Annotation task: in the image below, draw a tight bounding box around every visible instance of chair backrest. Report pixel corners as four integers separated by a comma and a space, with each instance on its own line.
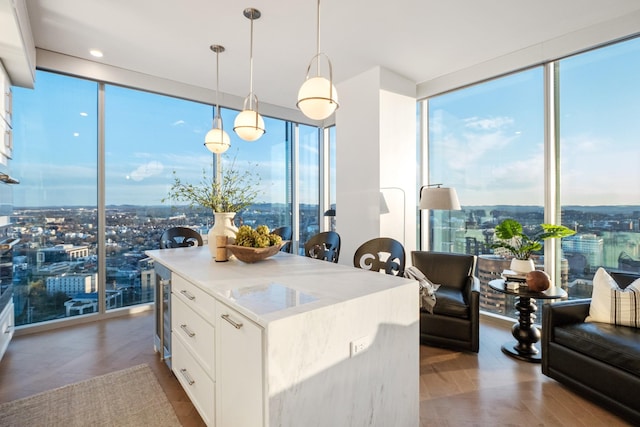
353, 237, 406, 275
272, 226, 293, 253
304, 231, 341, 263
159, 227, 203, 249
410, 251, 475, 290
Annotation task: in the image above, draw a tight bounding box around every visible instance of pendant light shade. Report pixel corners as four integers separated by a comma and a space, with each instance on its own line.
234, 8, 265, 141
205, 115, 231, 154
204, 44, 231, 154
297, 0, 339, 121
234, 105, 265, 141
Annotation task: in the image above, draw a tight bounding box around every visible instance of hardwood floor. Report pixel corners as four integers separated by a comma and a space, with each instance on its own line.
0, 312, 632, 426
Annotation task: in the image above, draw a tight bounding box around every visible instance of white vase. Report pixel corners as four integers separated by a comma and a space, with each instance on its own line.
207, 212, 238, 258
510, 258, 535, 274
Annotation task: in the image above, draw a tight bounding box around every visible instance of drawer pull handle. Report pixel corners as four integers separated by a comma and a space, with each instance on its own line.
180, 289, 196, 300
180, 324, 196, 337
179, 368, 195, 385
221, 314, 243, 329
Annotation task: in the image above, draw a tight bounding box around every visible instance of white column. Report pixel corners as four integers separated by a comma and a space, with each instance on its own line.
335, 67, 417, 266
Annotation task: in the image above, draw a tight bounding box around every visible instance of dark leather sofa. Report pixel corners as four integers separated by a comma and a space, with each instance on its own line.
541, 272, 640, 424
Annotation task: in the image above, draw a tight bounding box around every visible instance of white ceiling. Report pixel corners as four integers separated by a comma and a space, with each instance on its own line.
7, 0, 640, 110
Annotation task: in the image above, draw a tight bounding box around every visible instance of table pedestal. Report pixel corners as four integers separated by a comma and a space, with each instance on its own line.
501, 296, 542, 362
489, 279, 567, 364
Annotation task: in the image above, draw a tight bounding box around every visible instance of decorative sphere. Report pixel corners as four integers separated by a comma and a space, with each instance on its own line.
233, 110, 265, 141
525, 270, 551, 292
297, 76, 339, 120
204, 128, 231, 153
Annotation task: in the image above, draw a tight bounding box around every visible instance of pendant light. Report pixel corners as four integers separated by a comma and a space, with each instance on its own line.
297, 0, 339, 121
234, 7, 265, 141
204, 45, 231, 154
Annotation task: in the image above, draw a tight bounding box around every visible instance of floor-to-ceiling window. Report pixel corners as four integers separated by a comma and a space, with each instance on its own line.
424, 36, 640, 320
558, 36, 640, 294
104, 84, 211, 309
12, 72, 98, 325
297, 124, 320, 253
11, 69, 323, 327
426, 68, 544, 317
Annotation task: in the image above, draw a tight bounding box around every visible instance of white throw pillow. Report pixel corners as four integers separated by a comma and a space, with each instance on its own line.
586, 267, 640, 328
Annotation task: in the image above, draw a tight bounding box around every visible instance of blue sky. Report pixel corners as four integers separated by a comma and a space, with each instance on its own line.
10, 36, 640, 208
429, 36, 640, 207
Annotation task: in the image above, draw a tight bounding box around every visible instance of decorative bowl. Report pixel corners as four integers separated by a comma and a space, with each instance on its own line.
225, 244, 283, 263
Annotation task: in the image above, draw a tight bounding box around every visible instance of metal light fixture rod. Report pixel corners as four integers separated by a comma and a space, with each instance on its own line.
211, 44, 224, 128
296, 0, 339, 120
244, 7, 260, 112
315, 0, 321, 76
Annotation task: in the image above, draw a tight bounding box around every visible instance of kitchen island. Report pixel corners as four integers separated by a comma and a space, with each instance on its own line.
145, 246, 419, 427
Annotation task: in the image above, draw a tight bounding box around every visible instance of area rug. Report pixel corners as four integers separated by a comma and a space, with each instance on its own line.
0, 364, 182, 427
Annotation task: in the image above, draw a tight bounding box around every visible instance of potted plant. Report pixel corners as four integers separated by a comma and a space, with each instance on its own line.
163, 157, 261, 257
491, 218, 576, 273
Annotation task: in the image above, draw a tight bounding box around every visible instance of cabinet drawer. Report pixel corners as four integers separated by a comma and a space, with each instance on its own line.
0, 301, 14, 362
215, 302, 264, 427
172, 295, 215, 378
172, 334, 215, 427
172, 273, 216, 325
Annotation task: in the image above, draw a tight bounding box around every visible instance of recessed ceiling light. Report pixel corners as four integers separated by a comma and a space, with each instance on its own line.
89, 49, 103, 58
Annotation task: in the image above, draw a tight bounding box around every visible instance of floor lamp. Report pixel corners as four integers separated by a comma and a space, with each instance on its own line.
419, 184, 461, 251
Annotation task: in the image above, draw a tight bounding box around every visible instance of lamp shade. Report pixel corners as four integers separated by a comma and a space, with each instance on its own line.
233, 109, 265, 141
419, 187, 461, 210
204, 128, 231, 154
297, 76, 339, 120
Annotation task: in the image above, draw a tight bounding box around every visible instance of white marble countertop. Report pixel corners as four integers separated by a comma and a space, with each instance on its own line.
145, 246, 417, 326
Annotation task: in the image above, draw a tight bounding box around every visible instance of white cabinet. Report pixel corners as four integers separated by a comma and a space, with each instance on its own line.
215, 301, 264, 427
147, 247, 419, 427
171, 273, 217, 426
0, 64, 12, 160
0, 301, 14, 362
169, 271, 265, 427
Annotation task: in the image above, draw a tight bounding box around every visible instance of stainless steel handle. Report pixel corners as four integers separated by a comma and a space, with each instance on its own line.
180, 324, 195, 337
180, 289, 195, 300
179, 368, 195, 385
221, 314, 243, 329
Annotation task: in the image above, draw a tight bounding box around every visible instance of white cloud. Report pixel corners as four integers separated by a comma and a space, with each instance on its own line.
129, 161, 164, 181
464, 116, 514, 131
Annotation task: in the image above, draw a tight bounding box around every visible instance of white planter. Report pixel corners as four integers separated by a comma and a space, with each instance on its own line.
509, 258, 535, 274
208, 212, 238, 258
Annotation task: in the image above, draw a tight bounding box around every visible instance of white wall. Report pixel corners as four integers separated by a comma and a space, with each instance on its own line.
335, 67, 416, 266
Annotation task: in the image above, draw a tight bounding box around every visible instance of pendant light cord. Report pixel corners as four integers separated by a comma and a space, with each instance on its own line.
249, 13, 255, 110
215, 48, 221, 120
316, 0, 321, 75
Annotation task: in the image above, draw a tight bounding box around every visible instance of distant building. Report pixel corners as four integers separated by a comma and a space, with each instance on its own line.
46, 273, 96, 295
37, 244, 90, 264
562, 234, 604, 272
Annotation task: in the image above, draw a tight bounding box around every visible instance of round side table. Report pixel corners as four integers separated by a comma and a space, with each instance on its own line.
488, 279, 567, 363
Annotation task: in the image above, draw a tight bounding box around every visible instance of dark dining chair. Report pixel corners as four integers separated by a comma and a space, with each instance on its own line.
411, 251, 480, 353
159, 227, 203, 249
272, 226, 293, 253
353, 237, 405, 276
304, 231, 341, 263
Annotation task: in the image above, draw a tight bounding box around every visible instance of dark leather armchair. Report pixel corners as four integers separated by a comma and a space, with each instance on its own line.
353, 237, 405, 276
159, 227, 203, 249
304, 231, 341, 263
272, 226, 293, 253
411, 251, 480, 353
